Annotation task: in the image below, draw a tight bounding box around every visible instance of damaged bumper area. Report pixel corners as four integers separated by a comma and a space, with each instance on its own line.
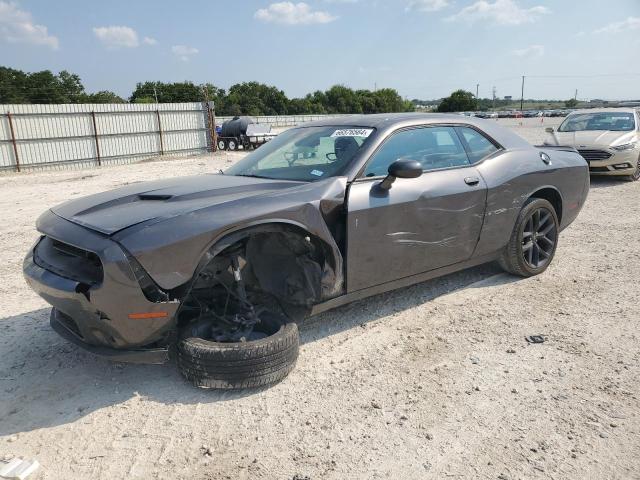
50, 308, 170, 364
23, 211, 179, 363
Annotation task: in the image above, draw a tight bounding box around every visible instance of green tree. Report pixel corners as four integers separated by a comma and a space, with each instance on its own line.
223, 82, 289, 116
0, 67, 29, 103
288, 97, 314, 114
0, 67, 89, 103
130, 81, 203, 103
57, 70, 85, 102
325, 85, 363, 114
370, 88, 414, 113
85, 91, 126, 103
564, 98, 578, 108
437, 90, 477, 112
132, 96, 156, 104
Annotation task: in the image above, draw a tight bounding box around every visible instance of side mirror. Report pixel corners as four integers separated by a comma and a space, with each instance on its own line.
378, 159, 422, 190
545, 127, 555, 133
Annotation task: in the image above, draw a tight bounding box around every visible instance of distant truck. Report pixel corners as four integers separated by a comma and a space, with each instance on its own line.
216, 116, 277, 151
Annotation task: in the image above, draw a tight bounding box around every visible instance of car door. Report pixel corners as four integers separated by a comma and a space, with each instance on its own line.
345, 125, 489, 292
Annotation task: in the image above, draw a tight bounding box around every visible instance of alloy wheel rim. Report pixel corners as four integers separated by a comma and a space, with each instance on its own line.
521, 207, 557, 269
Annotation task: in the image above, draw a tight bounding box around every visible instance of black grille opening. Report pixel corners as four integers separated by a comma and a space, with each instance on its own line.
578, 149, 612, 162
34, 237, 104, 285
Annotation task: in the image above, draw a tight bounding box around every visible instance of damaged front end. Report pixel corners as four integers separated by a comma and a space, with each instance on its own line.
26, 175, 348, 363
176, 226, 341, 342
23, 211, 180, 363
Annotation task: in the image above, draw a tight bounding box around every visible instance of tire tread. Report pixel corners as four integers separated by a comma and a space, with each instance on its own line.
177, 323, 299, 390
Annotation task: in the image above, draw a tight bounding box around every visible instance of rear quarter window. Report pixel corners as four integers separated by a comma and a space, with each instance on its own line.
455, 127, 499, 163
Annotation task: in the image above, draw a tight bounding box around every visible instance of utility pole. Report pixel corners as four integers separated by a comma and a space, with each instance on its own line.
520, 75, 525, 112
476, 83, 479, 99
492, 86, 497, 109
153, 84, 159, 103
574, 89, 578, 101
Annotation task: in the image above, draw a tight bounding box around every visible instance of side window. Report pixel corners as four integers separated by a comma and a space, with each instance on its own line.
363, 126, 469, 177
456, 127, 499, 163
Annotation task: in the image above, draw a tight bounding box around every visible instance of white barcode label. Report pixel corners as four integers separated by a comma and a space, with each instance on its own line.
331, 128, 373, 138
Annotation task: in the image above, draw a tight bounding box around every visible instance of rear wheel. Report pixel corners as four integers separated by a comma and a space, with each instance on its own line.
499, 198, 559, 277
217, 139, 227, 151
627, 155, 640, 181
228, 139, 238, 151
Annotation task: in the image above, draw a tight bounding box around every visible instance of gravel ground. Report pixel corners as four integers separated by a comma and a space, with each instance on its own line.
1, 118, 639, 480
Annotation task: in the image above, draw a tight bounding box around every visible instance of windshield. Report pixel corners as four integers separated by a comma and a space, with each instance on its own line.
558, 112, 636, 132
225, 126, 374, 181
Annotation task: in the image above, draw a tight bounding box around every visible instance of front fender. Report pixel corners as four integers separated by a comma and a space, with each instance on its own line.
115, 177, 347, 293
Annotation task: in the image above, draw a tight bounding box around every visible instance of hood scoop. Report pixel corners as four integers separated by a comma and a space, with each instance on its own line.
138, 193, 173, 201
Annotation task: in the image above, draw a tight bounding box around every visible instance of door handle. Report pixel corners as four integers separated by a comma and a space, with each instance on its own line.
464, 176, 480, 186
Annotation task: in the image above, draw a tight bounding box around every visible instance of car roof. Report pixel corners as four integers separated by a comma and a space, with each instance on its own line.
300, 112, 484, 129
569, 107, 638, 114
297, 112, 532, 150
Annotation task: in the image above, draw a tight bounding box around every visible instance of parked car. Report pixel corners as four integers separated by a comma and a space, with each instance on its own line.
475, 111, 497, 119
544, 108, 640, 180
23, 114, 589, 389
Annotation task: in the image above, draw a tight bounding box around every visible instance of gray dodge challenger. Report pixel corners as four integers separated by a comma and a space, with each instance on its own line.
23, 113, 589, 389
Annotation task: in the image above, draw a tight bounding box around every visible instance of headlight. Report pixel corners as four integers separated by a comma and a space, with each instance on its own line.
612, 142, 637, 151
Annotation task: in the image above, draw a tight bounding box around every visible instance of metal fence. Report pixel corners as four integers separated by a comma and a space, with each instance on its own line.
0, 104, 350, 173
0, 103, 214, 172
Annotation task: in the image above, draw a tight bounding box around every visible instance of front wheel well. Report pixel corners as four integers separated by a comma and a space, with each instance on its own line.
174, 223, 342, 330
529, 188, 562, 224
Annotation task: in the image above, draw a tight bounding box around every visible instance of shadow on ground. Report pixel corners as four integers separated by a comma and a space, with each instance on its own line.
0, 262, 515, 436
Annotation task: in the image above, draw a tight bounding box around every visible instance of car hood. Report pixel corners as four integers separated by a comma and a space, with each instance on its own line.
548, 130, 636, 148
51, 174, 304, 235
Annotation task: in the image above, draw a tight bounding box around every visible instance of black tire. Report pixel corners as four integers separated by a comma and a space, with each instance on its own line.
177, 314, 299, 389
228, 139, 238, 151
217, 139, 227, 151
499, 198, 559, 277
626, 155, 640, 182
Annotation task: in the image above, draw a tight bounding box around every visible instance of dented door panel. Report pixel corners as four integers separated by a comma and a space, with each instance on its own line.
345, 168, 487, 292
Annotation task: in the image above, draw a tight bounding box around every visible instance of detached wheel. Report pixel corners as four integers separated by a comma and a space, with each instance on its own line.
499, 198, 559, 277
177, 313, 299, 389
228, 139, 238, 151
217, 139, 227, 151
627, 155, 640, 181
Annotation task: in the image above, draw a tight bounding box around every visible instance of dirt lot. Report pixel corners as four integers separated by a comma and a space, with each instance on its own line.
1, 118, 639, 480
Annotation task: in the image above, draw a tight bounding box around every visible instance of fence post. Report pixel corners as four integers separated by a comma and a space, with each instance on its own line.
211, 102, 217, 152
155, 110, 164, 155
6, 111, 20, 172
90, 111, 101, 166
203, 100, 216, 152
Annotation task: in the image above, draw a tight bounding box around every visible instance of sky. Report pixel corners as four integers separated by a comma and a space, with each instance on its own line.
0, 0, 639, 101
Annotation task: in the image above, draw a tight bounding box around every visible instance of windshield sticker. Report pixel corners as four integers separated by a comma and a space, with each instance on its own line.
310, 169, 324, 177
331, 128, 373, 138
